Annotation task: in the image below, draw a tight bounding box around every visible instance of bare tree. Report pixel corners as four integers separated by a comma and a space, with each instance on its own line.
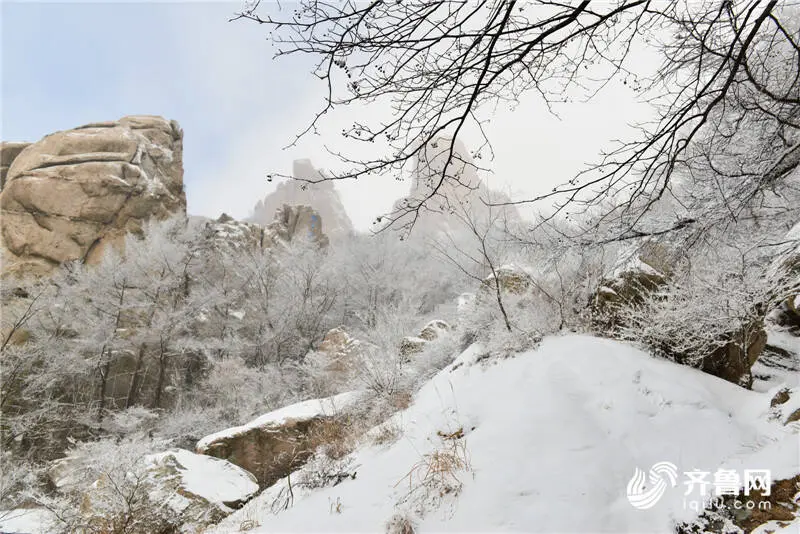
236, 0, 799, 237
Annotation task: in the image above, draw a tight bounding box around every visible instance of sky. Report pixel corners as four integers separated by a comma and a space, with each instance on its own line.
1, 1, 655, 231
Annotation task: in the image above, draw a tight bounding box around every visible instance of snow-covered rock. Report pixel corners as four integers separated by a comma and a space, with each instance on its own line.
202, 204, 330, 252
769, 222, 800, 332
197, 391, 362, 486
479, 264, 534, 296
146, 448, 259, 519
593, 252, 667, 314
418, 320, 451, 341
212, 335, 799, 534
384, 137, 522, 237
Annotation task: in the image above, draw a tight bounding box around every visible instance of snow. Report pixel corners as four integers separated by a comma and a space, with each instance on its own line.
612, 254, 664, 279
197, 391, 362, 451
0, 509, 56, 534
146, 448, 259, 512
213, 335, 798, 534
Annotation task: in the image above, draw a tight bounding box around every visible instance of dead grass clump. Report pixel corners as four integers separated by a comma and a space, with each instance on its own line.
371, 419, 403, 446
385, 512, 416, 534
395, 433, 472, 500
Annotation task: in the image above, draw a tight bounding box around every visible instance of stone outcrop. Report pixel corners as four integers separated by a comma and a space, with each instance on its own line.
690, 323, 768, 388
399, 320, 452, 360
202, 213, 268, 252
266, 204, 330, 248
0, 115, 186, 277
480, 265, 535, 296
592, 255, 667, 321
0, 142, 31, 190
202, 205, 330, 252
250, 159, 354, 242
196, 392, 360, 487
316, 327, 363, 373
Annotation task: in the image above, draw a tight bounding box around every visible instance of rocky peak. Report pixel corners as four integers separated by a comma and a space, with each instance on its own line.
387, 136, 520, 236
250, 159, 353, 242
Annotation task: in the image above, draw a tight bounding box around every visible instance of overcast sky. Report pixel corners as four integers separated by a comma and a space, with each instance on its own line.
2, 1, 655, 231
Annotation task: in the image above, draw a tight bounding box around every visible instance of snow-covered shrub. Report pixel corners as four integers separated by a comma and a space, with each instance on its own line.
295, 452, 357, 490
460, 289, 558, 359
614, 241, 799, 384
617, 272, 765, 365
33, 437, 179, 534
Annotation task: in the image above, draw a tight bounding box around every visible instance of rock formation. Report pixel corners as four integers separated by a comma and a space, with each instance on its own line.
0, 116, 186, 277
386, 137, 521, 237
250, 159, 353, 242
0, 142, 31, 190
196, 392, 360, 487
399, 319, 452, 360
202, 204, 330, 252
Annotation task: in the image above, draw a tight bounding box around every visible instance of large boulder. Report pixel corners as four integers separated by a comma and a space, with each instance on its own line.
250, 159, 354, 242
196, 392, 360, 487
399, 320, 452, 360
145, 448, 259, 525
479, 265, 534, 296
592, 255, 667, 319
690, 321, 768, 388
0, 116, 186, 277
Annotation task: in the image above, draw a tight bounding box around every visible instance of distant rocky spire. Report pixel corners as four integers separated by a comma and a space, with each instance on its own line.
249, 160, 354, 241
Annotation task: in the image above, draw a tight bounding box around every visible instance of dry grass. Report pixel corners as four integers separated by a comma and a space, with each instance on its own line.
310, 416, 359, 460
385, 512, 416, 534
395, 432, 472, 499
371, 419, 403, 446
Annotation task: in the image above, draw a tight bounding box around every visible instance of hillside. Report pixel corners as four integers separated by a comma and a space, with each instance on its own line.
210, 335, 799, 533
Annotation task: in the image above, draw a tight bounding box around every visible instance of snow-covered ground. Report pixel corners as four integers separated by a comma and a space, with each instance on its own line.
212, 335, 799, 533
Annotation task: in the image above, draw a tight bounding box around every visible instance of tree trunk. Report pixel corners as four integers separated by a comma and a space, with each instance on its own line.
125, 343, 146, 408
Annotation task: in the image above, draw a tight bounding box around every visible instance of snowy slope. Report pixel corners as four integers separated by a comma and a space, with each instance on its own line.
213, 335, 799, 534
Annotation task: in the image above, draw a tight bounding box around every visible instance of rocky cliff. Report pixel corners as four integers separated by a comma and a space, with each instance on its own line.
250, 159, 353, 242
0, 116, 186, 276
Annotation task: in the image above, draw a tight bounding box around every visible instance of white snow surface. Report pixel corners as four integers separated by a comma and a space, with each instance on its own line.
213, 335, 798, 533
146, 448, 259, 511
197, 391, 362, 451
0, 509, 57, 534
611, 254, 664, 280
